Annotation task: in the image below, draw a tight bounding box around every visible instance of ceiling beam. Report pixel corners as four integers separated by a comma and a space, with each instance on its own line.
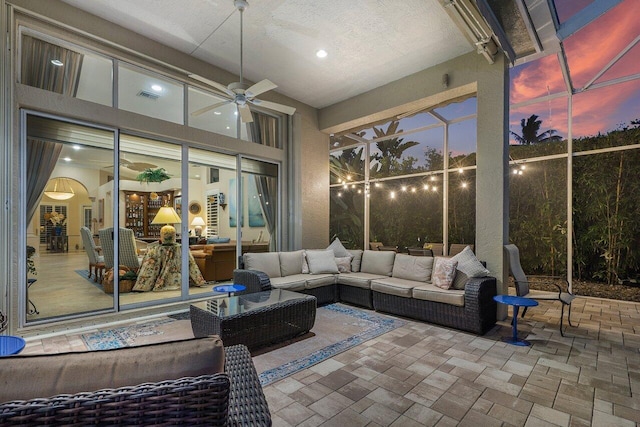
556, 0, 623, 41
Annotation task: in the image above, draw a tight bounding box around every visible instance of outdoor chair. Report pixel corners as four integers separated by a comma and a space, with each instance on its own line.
426, 243, 444, 256
449, 243, 473, 256
80, 227, 105, 282
504, 244, 576, 336
98, 227, 141, 271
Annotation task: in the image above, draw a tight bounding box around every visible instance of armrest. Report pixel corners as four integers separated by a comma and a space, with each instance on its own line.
224, 345, 271, 426
464, 276, 497, 335
233, 269, 273, 294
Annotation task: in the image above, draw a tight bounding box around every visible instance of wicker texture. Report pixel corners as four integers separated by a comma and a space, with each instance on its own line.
0, 345, 271, 426
0, 374, 230, 426
233, 269, 273, 294
190, 292, 317, 350
300, 285, 337, 305
338, 284, 374, 308
225, 345, 272, 426
373, 276, 497, 334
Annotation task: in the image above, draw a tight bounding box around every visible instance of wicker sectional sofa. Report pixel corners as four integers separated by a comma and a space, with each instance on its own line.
0, 337, 271, 426
236, 247, 497, 335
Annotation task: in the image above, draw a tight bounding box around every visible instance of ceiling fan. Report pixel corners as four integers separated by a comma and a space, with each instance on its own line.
190, 0, 296, 123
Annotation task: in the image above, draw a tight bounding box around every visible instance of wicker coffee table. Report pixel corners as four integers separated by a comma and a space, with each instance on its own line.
190, 289, 317, 350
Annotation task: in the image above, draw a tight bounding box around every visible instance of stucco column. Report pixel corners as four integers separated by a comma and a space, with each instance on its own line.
476, 55, 509, 320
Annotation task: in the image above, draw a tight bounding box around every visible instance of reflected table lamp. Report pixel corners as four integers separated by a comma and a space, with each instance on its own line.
152, 205, 181, 244
191, 216, 206, 237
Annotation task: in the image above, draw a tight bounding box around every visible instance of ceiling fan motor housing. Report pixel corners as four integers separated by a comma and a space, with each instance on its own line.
234, 0, 248, 12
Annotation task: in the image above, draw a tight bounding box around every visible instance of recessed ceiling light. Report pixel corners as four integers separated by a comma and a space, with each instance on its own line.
72, 145, 81, 150
234, 111, 238, 116
316, 49, 328, 58
226, 126, 230, 129
63, 157, 72, 162
51, 59, 64, 66
214, 111, 222, 115
151, 84, 163, 92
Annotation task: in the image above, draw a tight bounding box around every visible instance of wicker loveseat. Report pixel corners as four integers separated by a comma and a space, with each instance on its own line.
0, 336, 271, 426
236, 246, 497, 335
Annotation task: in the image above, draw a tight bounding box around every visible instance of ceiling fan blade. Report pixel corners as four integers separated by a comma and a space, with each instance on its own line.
189, 74, 235, 97
245, 79, 277, 98
238, 104, 254, 123
191, 100, 232, 117
256, 100, 296, 116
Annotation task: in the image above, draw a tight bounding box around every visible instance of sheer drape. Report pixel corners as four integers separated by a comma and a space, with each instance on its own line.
248, 112, 279, 148
26, 138, 63, 223
255, 175, 277, 251
21, 35, 84, 97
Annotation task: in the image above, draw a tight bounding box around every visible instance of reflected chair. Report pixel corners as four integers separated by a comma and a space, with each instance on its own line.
449, 244, 473, 256
98, 227, 141, 271
369, 242, 383, 251
504, 244, 576, 336
80, 227, 105, 282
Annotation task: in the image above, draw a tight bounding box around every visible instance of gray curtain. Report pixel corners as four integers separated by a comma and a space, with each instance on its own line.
254, 176, 277, 251
248, 112, 278, 148
26, 138, 63, 224
21, 35, 84, 97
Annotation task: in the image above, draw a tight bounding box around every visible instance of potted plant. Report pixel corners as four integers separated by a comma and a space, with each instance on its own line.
136, 168, 171, 184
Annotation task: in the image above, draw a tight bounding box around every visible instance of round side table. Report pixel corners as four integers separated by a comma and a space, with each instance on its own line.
0, 335, 26, 356
493, 295, 539, 346
213, 284, 247, 297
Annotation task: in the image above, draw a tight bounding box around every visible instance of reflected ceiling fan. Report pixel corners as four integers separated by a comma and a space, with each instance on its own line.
190, 0, 295, 123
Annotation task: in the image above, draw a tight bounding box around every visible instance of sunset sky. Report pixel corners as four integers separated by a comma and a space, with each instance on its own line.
509, 0, 639, 141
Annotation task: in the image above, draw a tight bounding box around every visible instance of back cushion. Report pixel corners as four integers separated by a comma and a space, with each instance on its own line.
392, 254, 434, 282
305, 249, 339, 274
348, 249, 364, 272
0, 336, 225, 402
244, 252, 281, 278
360, 250, 395, 276
279, 250, 305, 276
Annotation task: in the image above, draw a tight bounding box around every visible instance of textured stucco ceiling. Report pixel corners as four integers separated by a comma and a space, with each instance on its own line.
60, 0, 473, 108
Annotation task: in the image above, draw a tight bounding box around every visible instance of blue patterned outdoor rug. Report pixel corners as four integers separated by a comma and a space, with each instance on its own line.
82, 318, 177, 350
258, 304, 404, 386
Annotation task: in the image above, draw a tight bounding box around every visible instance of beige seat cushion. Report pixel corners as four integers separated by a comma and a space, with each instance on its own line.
305, 274, 337, 289
370, 277, 418, 297
337, 272, 387, 289
0, 336, 225, 402
270, 274, 307, 291
412, 283, 465, 306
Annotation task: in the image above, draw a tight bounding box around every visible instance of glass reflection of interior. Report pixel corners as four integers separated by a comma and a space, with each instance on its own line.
26, 115, 115, 321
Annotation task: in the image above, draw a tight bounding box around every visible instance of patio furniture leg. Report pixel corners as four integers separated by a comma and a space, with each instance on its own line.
521, 306, 528, 318
560, 303, 566, 337
567, 303, 574, 327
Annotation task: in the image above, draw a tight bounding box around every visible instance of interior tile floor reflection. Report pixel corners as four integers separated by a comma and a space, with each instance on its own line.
22, 290, 640, 426
27, 250, 217, 320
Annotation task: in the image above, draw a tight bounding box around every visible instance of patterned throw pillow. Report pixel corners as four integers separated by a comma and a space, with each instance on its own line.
432, 257, 459, 289
450, 246, 490, 289
335, 256, 353, 273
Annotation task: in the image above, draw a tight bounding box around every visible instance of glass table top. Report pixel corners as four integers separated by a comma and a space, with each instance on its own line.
192, 289, 315, 319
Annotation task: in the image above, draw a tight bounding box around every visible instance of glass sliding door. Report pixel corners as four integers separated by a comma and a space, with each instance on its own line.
241, 159, 279, 254
117, 135, 186, 305
187, 148, 238, 292
24, 113, 115, 322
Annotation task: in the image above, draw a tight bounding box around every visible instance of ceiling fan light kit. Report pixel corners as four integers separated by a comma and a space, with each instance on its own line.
189, 0, 295, 123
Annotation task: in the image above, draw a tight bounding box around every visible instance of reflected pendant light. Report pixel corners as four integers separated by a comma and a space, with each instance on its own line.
44, 177, 75, 200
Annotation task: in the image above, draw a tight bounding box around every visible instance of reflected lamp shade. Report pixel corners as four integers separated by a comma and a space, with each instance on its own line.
44, 177, 75, 200
190, 216, 206, 237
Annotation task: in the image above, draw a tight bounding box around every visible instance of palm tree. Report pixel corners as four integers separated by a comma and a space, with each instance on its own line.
510, 114, 562, 145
